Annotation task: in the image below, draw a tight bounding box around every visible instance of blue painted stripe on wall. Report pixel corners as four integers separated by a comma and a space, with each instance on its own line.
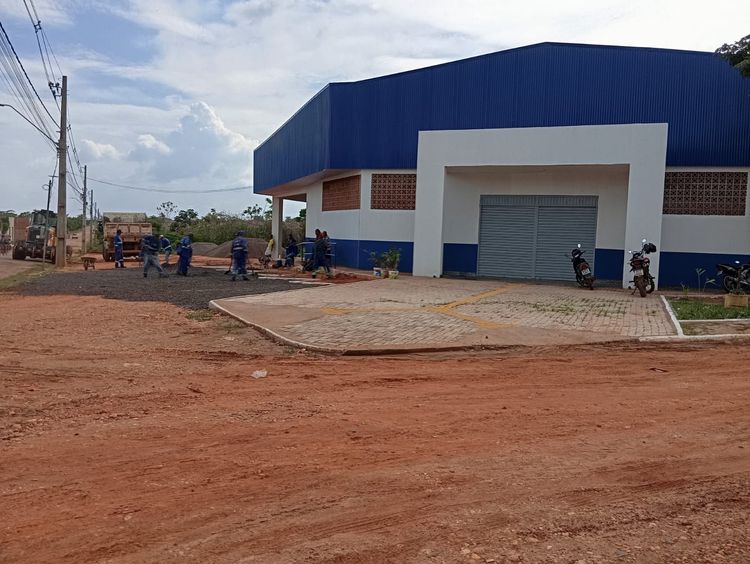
660, 251, 750, 288
316, 239, 414, 272
443, 243, 478, 274
594, 248, 625, 281
442, 244, 626, 280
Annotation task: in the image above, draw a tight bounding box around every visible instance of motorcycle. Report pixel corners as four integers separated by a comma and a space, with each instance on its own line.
628, 239, 657, 297
570, 244, 595, 290
716, 260, 750, 293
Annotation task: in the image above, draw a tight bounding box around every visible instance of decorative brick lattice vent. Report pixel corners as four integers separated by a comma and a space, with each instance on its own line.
322, 175, 361, 211
663, 171, 748, 215
371, 173, 417, 210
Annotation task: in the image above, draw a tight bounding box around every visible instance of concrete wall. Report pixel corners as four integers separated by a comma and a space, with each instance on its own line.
443, 165, 629, 248
271, 169, 417, 270
414, 124, 669, 287
658, 167, 750, 287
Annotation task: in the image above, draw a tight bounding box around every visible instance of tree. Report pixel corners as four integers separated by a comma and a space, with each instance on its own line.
156, 201, 177, 219
171, 208, 199, 230
242, 204, 264, 219
716, 34, 750, 77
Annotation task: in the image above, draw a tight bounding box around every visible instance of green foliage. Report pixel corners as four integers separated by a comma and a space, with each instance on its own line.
669, 297, 750, 320
156, 201, 177, 219
367, 248, 401, 270
171, 208, 199, 230
716, 34, 750, 76
66, 215, 83, 231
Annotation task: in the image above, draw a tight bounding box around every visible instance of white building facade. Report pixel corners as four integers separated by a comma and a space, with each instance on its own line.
255, 43, 750, 288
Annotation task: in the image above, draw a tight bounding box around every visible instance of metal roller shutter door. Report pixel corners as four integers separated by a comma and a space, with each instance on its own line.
477, 195, 598, 280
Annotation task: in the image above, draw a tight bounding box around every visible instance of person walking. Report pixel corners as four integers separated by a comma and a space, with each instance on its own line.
114, 229, 126, 268
159, 235, 173, 266
141, 233, 167, 278
285, 235, 298, 267
231, 230, 250, 281
176, 234, 193, 276
322, 230, 332, 274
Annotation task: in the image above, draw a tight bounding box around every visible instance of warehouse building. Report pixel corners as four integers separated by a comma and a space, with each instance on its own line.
254, 42, 750, 287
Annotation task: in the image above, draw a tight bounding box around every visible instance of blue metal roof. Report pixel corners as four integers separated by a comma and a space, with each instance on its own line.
254, 42, 750, 193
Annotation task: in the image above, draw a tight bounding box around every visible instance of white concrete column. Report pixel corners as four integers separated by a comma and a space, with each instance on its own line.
622, 126, 668, 289
271, 196, 283, 260
413, 134, 446, 277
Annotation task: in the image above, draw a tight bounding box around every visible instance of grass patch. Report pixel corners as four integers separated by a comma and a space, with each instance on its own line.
186, 309, 214, 322
0, 264, 49, 291
668, 297, 750, 320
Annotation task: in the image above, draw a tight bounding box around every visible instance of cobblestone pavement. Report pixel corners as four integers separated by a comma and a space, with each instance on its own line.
211, 277, 676, 351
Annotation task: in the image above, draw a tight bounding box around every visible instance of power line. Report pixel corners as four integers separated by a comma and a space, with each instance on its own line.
87, 177, 254, 194
0, 29, 55, 141
0, 18, 58, 126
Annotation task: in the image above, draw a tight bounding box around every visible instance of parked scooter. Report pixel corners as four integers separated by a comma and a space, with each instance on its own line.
570, 244, 595, 290
716, 260, 750, 293
629, 239, 657, 297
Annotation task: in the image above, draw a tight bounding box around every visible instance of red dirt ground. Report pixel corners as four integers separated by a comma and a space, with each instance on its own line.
1, 292, 749, 563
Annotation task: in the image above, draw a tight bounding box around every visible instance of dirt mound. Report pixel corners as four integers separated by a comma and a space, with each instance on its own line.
206, 238, 269, 258
191, 242, 218, 255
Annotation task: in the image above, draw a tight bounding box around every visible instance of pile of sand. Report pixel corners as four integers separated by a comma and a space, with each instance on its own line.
205, 238, 270, 258
191, 242, 218, 256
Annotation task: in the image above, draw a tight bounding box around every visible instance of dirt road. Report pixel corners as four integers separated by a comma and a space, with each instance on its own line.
1, 291, 749, 563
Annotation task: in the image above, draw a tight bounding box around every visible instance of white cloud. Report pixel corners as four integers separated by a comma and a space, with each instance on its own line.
80, 139, 122, 161
125, 101, 255, 183
1, 0, 749, 217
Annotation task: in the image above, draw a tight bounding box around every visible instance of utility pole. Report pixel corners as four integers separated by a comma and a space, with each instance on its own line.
42, 178, 52, 270
55, 75, 67, 268
81, 165, 87, 254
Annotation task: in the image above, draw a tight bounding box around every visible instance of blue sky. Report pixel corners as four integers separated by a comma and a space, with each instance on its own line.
0, 0, 747, 218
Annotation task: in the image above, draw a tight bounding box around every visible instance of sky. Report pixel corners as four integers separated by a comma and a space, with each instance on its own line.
0, 0, 748, 218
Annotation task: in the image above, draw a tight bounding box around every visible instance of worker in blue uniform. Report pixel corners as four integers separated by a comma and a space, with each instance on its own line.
113, 229, 125, 268
176, 234, 193, 276
231, 231, 250, 281
160, 235, 173, 266
141, 233, 167, 278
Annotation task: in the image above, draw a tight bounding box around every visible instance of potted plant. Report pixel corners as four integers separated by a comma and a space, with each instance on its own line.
725, 282, 748, 308
381, 248, 401, 279
368, 250, 385, 278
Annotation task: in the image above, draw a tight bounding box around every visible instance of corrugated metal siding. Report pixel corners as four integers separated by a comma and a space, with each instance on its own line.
477, 205, 536, 278
253, 86, 331, 192
255, 43, 750, 192
477, 195, 598, 280
535, 206, 598, 281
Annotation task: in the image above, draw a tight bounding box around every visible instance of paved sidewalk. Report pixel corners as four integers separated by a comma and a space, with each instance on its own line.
210, 278, 676, 353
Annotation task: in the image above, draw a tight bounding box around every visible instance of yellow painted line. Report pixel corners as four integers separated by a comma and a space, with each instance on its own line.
435, 284, 525, 311
319, 285, 523, 330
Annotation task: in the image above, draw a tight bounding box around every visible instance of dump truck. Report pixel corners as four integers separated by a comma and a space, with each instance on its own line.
12, 210, 57, 262
100, 221, 152, 262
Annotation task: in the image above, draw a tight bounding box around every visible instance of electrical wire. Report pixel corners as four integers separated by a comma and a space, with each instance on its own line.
87, 177, 254, 194
0, 18, 57, 126
0, 33, 55, 141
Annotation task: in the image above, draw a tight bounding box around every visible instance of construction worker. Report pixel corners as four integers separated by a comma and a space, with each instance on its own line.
231, 230, 250, 281
176, 233, 193, 276
114, 229, 125, 268
141, 233, 167, 278
160, 234, 173, 266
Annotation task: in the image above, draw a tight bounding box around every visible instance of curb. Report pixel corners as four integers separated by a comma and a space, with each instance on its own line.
660, 295, 684, 337
209, 299, 643, 356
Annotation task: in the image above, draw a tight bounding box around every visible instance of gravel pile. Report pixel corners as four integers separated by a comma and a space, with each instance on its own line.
17, 267, 299, 310
191, 242, 218, 255
206, 238, 269, 258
